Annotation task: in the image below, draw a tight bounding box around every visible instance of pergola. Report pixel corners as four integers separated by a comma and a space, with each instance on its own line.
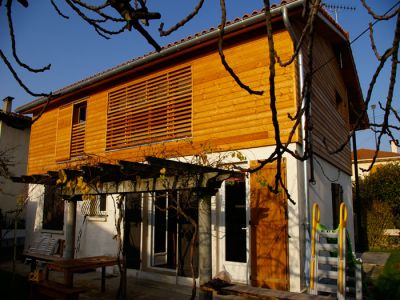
13, 156, 242, 299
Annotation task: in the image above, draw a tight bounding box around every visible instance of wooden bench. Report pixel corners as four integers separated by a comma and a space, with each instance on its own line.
24, 236, 65, 271
220, 284, 335, 299
29, 280, 86, 300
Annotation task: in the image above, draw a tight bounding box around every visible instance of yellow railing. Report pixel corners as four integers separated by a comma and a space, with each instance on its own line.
310, 202, 320, 290
338, 202, 347, 296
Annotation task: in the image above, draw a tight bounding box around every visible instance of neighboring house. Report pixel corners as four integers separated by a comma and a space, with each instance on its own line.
14, 0, 366, 293
352, 142, 400, 180
0, 96, 31, 247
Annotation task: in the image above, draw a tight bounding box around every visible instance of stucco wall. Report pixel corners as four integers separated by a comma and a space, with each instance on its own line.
0, 122, 30, 213
24, 144, 354, 293
309, 155, 354, 247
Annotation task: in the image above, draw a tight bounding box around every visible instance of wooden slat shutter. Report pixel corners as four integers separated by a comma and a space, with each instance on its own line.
55, 106, 72, 162
106, 66, 192, 150
250, 160, 289, 290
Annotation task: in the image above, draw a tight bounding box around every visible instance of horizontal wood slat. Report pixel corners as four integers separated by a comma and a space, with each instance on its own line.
106, 66, 192, 150
70, 122, 85, 157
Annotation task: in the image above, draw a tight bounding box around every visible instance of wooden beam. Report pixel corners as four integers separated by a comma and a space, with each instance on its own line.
118, 160, 161, 177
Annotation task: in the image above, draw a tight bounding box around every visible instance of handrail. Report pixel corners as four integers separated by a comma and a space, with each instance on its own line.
338, 202, 348, 297
310, 202, 320, 290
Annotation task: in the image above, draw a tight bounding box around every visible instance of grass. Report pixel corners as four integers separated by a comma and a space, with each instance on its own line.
0, 269, 29, 300
366, 249, 400, 300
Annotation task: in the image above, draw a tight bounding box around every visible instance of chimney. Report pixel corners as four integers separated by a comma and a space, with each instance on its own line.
3, 96, 14, 113
390, 140, 399, 153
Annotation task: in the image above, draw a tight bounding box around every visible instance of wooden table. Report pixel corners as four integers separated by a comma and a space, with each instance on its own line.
46, 256, 119, 292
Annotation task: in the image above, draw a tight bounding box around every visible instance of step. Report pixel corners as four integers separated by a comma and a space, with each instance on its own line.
318, 269, 338, 279
319, 243, 338, 252
316, 283, 337, 293
346, 286, 356, 294
318, 256, 338, 265
319, 231, 338, 239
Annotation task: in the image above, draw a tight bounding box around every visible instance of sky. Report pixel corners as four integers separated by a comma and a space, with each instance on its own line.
0, 0, 398, 151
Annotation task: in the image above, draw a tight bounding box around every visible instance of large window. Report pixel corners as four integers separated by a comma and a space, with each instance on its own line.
106, 66, 192, 150
42, 186, 64, 231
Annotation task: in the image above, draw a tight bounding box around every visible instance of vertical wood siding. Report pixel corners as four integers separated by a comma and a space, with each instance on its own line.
309, 34, 352, 174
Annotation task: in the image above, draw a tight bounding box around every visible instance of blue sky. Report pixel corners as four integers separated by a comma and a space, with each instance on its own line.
0, 0, 398, 151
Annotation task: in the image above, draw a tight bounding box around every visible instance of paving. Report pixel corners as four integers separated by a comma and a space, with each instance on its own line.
361, 251, 391, 281
2, 252, 390, 300
0, 259, 243, 300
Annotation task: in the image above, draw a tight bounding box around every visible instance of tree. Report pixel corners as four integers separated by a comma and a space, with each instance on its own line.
358, 162, 400, 228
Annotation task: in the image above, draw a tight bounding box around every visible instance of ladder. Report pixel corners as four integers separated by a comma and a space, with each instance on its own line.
309, 203, 362, 300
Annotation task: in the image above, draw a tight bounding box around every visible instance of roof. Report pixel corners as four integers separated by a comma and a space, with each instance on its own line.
16, 0, 365, 125
0, 109, 31, 130
352, 148, 400, 162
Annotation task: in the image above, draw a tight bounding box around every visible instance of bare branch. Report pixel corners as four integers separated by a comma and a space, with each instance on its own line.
360, 0, 400, 20
159, 0, 204, 36
50, 0, 70, 19
0, 49, 51, 97
6, 0, 51, 72
369, 22, 381, 60
218, 0, 263, 96
65, 0, 126, 39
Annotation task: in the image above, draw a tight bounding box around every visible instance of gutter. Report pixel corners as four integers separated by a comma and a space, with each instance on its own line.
282, 4, 310, 290
282, 6, 310, 231
16, 0, 305, 114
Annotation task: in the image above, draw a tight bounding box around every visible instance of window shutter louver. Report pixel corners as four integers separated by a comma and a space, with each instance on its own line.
106, 66, 192, 150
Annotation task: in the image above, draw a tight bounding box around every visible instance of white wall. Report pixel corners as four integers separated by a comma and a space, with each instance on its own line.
76, 195, 119, 258
24, 184, 66, 250
309, 155, 354, 247
24, 145, 354, 291
0, 123, 30, 213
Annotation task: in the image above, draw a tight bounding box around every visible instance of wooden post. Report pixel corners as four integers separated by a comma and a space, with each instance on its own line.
64, 199, 77, 259
198, 193, 212, 300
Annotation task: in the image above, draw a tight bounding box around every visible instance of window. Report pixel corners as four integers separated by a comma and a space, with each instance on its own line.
42, 186, 64, 231
151, 191, 198, 277
106, 66, 192, 150
225, 178, 247, 263
70, 101, 87, 157
81, 195, 107, 217
331, 183, 343, 228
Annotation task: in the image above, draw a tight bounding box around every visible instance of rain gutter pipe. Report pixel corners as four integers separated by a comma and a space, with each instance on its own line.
282, 5, 310, 230
282, 3, 311, 286
16, 0, 305, 114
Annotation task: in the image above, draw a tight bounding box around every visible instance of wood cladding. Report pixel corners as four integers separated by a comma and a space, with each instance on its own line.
27, 30, 299, 175
106, 66, 192, 150
308, 34, 352, 174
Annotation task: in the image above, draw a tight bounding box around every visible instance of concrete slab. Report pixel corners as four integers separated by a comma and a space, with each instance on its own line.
361, 252, 391, 266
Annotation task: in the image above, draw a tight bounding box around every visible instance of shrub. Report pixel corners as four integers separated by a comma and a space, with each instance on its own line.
356, 162, 400, 249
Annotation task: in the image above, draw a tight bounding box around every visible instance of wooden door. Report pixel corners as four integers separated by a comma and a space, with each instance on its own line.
250, 160, 289, 290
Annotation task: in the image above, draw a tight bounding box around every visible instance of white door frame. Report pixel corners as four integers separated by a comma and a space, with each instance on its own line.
218, 180, 250, 284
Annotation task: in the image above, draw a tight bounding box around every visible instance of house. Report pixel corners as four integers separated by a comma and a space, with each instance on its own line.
352, 141, 400, 180
0, 96, 31, 249
14, 0, 366, 294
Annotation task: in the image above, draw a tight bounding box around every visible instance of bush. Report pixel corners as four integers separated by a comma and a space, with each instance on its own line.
357, 162, 400, 249
366, 201, 396, 249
